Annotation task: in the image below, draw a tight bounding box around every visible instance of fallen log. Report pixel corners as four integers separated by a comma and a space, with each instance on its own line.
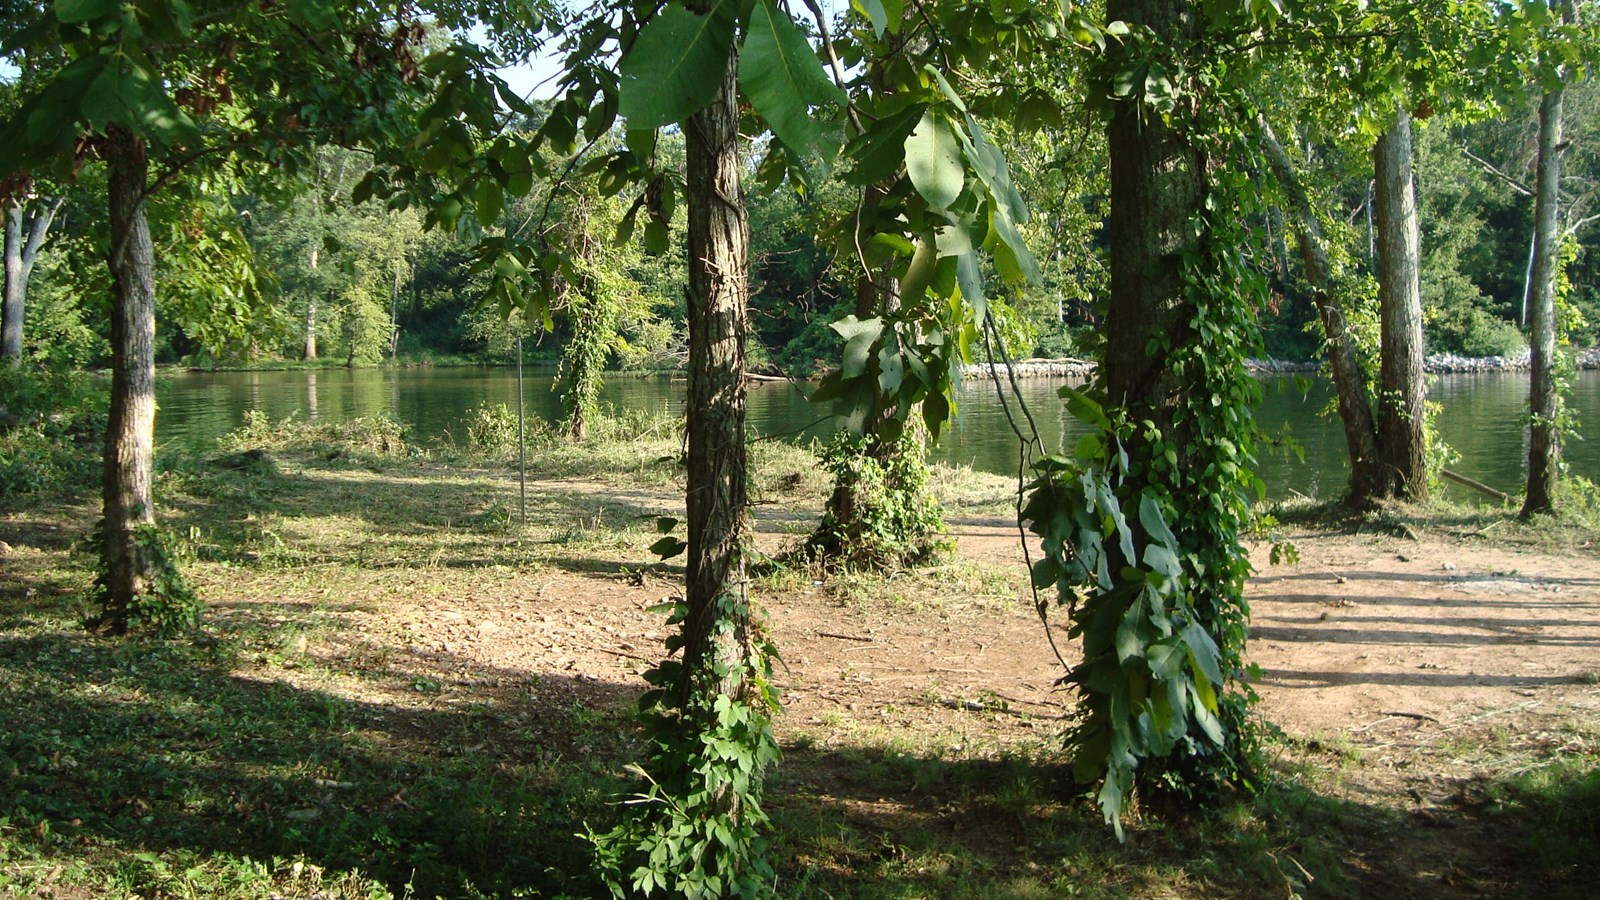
1441, 468, 1515, 503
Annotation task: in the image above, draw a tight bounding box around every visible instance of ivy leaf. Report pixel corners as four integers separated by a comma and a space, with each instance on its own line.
1059, 385, 1110, 430
739, 0, 844, 161
1145, 638, 1186, 679
1182, 621, 1224, 685
649, 536, 687, 560
619, 0, 737, 129
837, 320, 882, 379
904, 110, 963, 211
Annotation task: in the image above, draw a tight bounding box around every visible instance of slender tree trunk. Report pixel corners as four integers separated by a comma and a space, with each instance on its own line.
1523, 56, 1567, 517
2, 197, 61, 366
98, 126, 160, 630
1258, 122, 1386, 505
304, 247, 319, 361
678, 27, 752, 712
1373, 109, 1428, 501
2, 206, 22, 365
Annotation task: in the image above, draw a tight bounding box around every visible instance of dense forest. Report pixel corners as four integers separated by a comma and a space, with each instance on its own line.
3, 1, 1600, 898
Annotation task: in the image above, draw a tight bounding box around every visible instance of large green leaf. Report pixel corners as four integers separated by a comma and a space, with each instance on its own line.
739, 0, 844, 159
80, 58, 197, 148
904, 110, 963, 211
619, 0, 736, 129
55, 0, 119, 24
841, 101, 923, 185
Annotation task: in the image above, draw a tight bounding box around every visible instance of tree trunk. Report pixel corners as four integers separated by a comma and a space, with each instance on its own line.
1523, 50, 1567, 517
1103, 0, 1203, 484
98, 126, 160, 630
304, 246, 319, 361
1373, 109, 1428, 502
678, 27, 752, 711
2, 197, 61, 366
2, 206, 22, 365
1258, 121, 1386, 505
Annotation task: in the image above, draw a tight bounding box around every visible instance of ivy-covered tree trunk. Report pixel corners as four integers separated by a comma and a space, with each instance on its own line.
1258, 123, 1386, 506
1373, 109, 1428, 502
3, 197, 62, 366
812, 187, 945, 569
98, 126, 162, 631
1522, 62, 1566, 517
558, 290, 615, 441
679, 14, 753, 732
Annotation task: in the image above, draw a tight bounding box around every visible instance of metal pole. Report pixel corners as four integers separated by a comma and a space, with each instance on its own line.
517, 336, 526, 526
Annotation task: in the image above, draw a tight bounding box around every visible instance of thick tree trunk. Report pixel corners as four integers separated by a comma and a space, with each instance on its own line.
1103, 0, 1204, 486
2, 197, 61, 365
1523, 67, 1566, 517
678, 36, 752, 709
1258, 122, 1386, 505
1373, 109, 1428, 501
99, 126, 160, 628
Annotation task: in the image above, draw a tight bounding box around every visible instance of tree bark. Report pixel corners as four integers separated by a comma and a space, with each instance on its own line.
1258, 121, 1387, 505
1523, 43, 1567, 517
1373, 109, 1428, 501
99, 126, 160, 628
678, 29, 752, 710
1104, 0, 1204, 488
303, 247, 319, 361
3, 197, 62, 365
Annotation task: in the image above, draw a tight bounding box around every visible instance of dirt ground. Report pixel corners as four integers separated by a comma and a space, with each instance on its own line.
206, 474, 1595, 895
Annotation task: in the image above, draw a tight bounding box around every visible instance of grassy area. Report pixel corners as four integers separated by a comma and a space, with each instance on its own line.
2, 416, 1597, 898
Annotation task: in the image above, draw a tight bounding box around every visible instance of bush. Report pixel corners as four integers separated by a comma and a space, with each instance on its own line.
807, 429, 950, 570
0, 368, 106, 499
1426, 305, 1527, 358
220, 410, 413, 459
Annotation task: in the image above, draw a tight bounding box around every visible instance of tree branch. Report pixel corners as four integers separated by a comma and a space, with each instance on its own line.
1461, 145, 1533, 197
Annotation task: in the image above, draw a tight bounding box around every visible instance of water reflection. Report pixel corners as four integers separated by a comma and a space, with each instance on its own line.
155, 367, 1599, 502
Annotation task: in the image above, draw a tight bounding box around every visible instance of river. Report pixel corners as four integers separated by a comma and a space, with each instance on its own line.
155, 367, 1600, 503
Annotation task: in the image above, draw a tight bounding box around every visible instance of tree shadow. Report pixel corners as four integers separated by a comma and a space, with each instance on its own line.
0, 628, 641, 898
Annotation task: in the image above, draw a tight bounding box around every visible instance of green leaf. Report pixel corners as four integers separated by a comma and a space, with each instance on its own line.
850, 0, 903, 37
1138, 495, 1179, 551
655, 516, 679, 534
649, 536, 687, 560
55, 0, 119, 24
904, 111, 963, 211
1146, 638, 1185, 679
739, 1, 845, 159
643, 220, 671, 255
841, 102, 924, 185
955, 253, 987, 326
619, 0, 737, 129
1181, 622, 1224, 685
1058, 385, 1110, 430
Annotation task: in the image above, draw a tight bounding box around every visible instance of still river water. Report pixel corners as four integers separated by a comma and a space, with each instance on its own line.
156, 367, 1600, 502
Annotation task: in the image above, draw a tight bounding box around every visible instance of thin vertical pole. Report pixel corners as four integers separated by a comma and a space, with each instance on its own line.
517, 336, 526, 527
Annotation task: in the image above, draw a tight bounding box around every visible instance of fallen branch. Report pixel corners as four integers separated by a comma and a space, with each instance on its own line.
817, 630, 873, 643
1441, 468, 1515, 503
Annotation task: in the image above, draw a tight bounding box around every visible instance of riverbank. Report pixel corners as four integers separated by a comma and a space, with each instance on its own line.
1, 423, 1596, 898
966, 347, 1600, 378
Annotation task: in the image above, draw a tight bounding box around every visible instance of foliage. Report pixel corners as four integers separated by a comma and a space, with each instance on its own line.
462, 401, 524, 459
589, 595, 782, 899
807, 430, 950, 570
0, 367, 105, 499
221, 410, 412, 460
89, 524, 203, 638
